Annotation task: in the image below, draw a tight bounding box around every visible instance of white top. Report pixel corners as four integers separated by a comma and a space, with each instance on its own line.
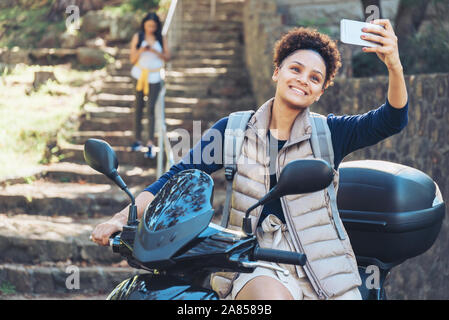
131, 40, 164, 84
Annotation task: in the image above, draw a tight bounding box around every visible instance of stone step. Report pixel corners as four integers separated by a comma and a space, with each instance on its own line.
80, 96, 254, 131
100, 86, 134, 96
89, 95, 247, 112
109, 57, 244, 71
111, 66, 261, 78
164, 74, 250, 87
70, 130, 134, 147
166, 84, 248, 99
60, 143, 158, 168
114, 42, 244, 60
0, 179, 148, 217
41, 162, 156, 186
115, 40, 243, 58
170, 58, 245, 69
93, 93, 134, 108
175, 19, 243, 29
182, 0, 245, 5
0, 293, 108, 300
75, 119, 197, 147
0, 262, 143, 295
166, 67, 246, 76
0, 214, 123, 265
177, 40, 243, 51
78, 117, 134, 131
99, 83, 211, 98
82, 104, 194, 123
178, 32, 244, 43
100, 83, 134, 96
181, 9, 243, 19
174, 48, 243, 58
175, 23, 243, 33
82, 104, 133, 118
181, 0, 244, 9
103, 76, 133, 85
99, 82, 251, 100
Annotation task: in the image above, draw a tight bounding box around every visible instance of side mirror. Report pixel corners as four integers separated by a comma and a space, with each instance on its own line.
272, 158, 334, 198
84, 138, 137, 224
242, 159, 334, 235
84, 139, 118, 179
84, 138, 128, 194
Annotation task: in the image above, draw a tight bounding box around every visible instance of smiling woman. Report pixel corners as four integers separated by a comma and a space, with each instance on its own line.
92, 25, 409, 301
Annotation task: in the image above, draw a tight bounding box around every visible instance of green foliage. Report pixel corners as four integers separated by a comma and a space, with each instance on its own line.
352, 51, 388, 78
129, 0, 160, 12
0, 4, 65, 49
297, 18, 333, 36
400, 26, 449, 74
0, 282, 16, 295
353, 0, 449, 77
103, 0, 161, 15
0, 65, 85, 179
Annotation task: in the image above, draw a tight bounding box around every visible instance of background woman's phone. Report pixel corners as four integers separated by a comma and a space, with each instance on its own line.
340, 19, 384, 47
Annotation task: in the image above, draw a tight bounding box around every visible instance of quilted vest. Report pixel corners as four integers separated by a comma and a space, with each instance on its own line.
213, 98, 361, 299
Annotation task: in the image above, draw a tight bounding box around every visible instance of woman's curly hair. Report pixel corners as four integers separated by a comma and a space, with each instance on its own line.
273, 27, 341, 89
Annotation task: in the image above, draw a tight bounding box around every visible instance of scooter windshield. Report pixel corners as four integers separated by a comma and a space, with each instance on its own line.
145, 169, 214, 232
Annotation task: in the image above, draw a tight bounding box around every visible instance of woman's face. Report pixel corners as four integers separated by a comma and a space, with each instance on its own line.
144, 20, 158, 35
272, 49, 327, 110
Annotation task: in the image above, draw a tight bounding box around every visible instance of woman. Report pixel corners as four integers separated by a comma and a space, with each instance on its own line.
93, 21, 408, 300
129, 12, 170, 158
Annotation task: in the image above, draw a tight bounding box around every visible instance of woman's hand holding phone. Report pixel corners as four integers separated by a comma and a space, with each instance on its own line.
361, 19, 402, 72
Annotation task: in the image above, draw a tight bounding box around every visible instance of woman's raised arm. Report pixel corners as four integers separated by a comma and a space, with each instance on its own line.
361, 19, 408, 109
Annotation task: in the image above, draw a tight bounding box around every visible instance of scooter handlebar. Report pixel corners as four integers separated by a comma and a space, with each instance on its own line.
109, 232, 121, 252
253, 246, 307, 266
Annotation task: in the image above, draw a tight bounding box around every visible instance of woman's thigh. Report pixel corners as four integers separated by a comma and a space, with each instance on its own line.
234, 275, 294, 300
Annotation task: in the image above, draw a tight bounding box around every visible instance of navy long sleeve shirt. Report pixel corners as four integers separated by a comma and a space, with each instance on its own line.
144, 99, 408, 223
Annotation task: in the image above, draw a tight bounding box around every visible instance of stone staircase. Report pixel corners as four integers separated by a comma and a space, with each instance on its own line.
0, 0, 255, 299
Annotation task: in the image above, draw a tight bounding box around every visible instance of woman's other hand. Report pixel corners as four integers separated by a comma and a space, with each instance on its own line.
91, 212, 127, 246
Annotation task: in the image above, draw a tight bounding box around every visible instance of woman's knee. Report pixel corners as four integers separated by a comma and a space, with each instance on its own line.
235, 276, 294, 300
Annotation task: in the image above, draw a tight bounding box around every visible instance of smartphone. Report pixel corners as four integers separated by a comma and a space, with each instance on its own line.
340, 19, 384, 47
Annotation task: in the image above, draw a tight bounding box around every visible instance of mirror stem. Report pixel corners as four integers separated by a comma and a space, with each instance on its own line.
109, 170, 137, 225
123, 187, 135, 206
123, 187, 138, 225
243, 203, 259, 236
127, 203, 138, 226
243, 185, 280, 235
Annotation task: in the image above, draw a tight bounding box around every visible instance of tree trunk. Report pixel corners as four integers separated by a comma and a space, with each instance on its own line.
394, 0, 430, 49
47, 0, 104, 21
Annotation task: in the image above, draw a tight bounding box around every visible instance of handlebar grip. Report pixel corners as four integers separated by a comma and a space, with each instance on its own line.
110, 232, 121, 252
253, 246, 307, 266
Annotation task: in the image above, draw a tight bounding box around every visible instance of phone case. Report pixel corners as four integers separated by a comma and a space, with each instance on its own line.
340, 19, 383, 47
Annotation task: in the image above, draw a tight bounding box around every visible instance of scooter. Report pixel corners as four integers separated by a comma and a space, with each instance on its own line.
84, 139, 445, 300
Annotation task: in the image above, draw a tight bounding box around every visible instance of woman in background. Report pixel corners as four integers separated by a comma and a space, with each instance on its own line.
129, 12, 170, 158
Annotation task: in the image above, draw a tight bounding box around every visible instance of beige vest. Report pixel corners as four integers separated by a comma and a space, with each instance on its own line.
211, 98, 361, 299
